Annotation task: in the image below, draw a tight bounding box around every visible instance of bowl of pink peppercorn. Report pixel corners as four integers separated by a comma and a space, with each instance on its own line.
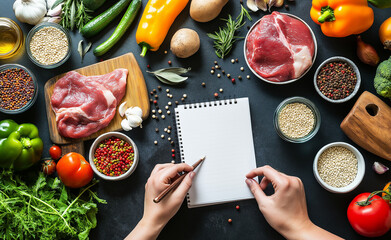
89, 132, 139, 181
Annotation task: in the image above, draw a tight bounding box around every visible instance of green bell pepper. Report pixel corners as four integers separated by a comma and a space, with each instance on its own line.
0, 120, 43, 171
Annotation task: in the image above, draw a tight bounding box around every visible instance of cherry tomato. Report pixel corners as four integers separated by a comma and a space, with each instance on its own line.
42, 159, 56, 175
56, 152, 93, 188
347, 193, 391, 237
49, 145, 62, 160
383, 182, 391, 203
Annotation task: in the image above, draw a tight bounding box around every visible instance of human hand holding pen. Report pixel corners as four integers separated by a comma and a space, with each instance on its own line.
125, 163, 195, 240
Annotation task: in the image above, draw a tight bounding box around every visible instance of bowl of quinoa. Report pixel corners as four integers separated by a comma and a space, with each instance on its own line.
273, 97, 321, 143
26, 22, 71, 69
0, 64, 38, 114
313, 142, 365, 193
314, 56, 361, 103
89, 132, 139, 181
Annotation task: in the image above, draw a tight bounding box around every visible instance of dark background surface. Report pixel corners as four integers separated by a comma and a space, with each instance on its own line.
1, 0, 391, 239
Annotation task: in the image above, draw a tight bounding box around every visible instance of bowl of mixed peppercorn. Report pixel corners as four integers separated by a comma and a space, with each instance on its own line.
0, 64, 38, 114
314, 56, 361, 103
89, 132, 139, 181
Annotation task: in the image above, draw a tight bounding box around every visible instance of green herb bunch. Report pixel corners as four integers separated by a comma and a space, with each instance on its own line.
0, 170, 106, 240
207, 5, 252, 59
53, 0, 93, 31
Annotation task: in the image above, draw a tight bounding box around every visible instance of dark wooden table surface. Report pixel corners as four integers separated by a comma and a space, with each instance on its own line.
1, 0, 391, 239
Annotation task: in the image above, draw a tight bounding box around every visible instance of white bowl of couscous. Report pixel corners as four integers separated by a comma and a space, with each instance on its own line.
313, 142, 365, 194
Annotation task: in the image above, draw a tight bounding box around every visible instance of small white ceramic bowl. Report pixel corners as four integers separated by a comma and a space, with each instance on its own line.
313, 142, 365, 193
313, 56, 361, 103
89, 132, 139, 181
243, 13, 318, 85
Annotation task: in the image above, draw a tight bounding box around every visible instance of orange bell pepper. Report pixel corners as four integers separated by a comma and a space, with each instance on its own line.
310, 0, 374, 37
136, 0, 189, 57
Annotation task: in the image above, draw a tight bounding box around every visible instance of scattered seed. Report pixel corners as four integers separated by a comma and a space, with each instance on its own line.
152, 115, 156, 119
164, 128, 167, 132
170, 141, 175, 145
154, 140, 158, 145
217, 73, 221, 78
155, 128, 159, 132
211, 70, 215, 74
228, 219, 232, 223
152, 109, 156, 114
175, 101, 179, 105
215, 65, 220, 69
150, 91, 154, 95
161, 135, 165, 139
214, 60, 218, 64
231, 78, 236, 84
153, 100, 157, 104
247, 75, 250, 79
240, 67, 244, 71
168, 60, 172, 65
167, 110, 171, 115
171, 149, 175, 153
158, 86, 162, 90
171, 160, 175, 164
238, 76, 242, 80
168, 126, 172, 130
222, 70, 225, 74
169, 94, 173, 98
214, 93, 219, 98
172, 154, 175, 158
162, 115, 166, 119
236, 205, 240, 210
165, 106, 169, 110
153, 89, 157, 93
149, 99, 153, 102
285, 4, 289, 10
227, 74, 231, 78
154, 94, 158, 99
235, 58, 239, 63
183, 94, 187, 98
167, 129, 171, 134
219, 88, 223, 92
168, 102, 172, 106
158, 109, 162, 114
147, 64, 151, 68
168, 137, 172, 141
231, 59, 235, 63
202, 82, 206, 87
211, 66, 215, 70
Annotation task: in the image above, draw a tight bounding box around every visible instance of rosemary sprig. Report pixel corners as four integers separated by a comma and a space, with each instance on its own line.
207, 5, 252, 59
60, 0, 92, 31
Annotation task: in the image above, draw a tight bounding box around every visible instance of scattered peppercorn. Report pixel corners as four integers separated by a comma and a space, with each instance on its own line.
93, 137, 134, 177
153, 100, 157, 104
219, 88, 223, 92
231, 78, 236, 84
227, 73, 231, 78
155, 128, 159, 132
231, 59, 235, 63
171, 149, 175, 153
168, 60, 172, 65
235, 58, 239, 63
240, 67, 244, 71
0, 68, 35, 111
147, 64, 150, 68
217, 74, 221, 78
316, 61, 357, 100
211, 66, 215, 70
214, 93, 219, 98
228, 219, 232, 223
158, 86, 162, 90
154, 94, 158, 99
211, 70, 215, 74
172, 154, 175, 158
247, 75, 250, 79
222, 70, 225, 74
285, 4, 289, 10
202, 82, 206, 87
214, 61, 218, 65
168, 126, 172, 130
168, 137, 172, 141
238, 76, 242, 80
162, 115, 166, 119
236, 205, 240, 210
153, 89, 156, 93
154, 141, 158, 145
170, 141, 175, 145
175, 101, 179, 105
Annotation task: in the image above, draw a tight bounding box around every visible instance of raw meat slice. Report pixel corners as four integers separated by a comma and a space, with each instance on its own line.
51, 69, 127, 138
246, 12, 315, 82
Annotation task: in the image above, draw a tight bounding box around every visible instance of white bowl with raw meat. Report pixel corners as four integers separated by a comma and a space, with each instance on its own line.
244, 12, 317, 85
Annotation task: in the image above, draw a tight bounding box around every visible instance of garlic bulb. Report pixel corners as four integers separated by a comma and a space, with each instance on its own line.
13, 0, 47, 25
125, 106, 143, 118
127, 115, 143, 128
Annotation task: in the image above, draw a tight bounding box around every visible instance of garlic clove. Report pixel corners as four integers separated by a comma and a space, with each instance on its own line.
121, 119, 132, 131
255, 0, 268, 12
48, 16, 61, 24
125, 106, 143, 118
268, 0, 276, 11
47, 4, 63, 17
274, 0, 284, 7
247, 0, 259, 12
127, 115, 143, 128
373, 162, 389, 174
118, 102, 127, 117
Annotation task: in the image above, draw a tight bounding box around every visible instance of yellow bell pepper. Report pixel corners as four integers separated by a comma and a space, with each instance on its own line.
136, 0, 189, 57
310, 0, 374, 38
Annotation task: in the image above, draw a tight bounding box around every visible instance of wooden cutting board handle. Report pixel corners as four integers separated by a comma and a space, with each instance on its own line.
340, 91, 391, 161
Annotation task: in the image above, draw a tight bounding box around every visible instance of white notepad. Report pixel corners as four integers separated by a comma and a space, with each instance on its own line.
175, 97, 258, 208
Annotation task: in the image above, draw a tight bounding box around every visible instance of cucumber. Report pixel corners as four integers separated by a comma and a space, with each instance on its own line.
80, 0, 132, 38
82, 0, 106, 11
94, 0, 142, 56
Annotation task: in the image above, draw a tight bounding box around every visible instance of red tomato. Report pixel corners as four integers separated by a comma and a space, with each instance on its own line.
56, 152, 93, 188
42, 159, 56, 175
49, 145, 62, 160
347, 192, 391, 237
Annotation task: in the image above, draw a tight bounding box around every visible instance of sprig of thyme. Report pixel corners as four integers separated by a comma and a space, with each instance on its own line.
207, 5, 252, 59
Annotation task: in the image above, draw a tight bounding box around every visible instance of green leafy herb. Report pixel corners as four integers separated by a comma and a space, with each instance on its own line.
0, 170, 106, 240
207, 5, 252, 59
61, 0, 92, 31
147, 67, 191, 85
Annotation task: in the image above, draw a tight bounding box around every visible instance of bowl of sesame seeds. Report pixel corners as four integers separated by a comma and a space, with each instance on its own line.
26, 22, 71, 69
273, 96, 321, 143
314, 56, 361, 103
313, 142, 365, 194
0, 64, 38, 114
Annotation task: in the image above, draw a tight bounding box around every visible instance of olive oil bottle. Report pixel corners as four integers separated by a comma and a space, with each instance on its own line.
0, 18, 23, 59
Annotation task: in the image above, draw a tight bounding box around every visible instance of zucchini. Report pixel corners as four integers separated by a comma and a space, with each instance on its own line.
80, 0, 132, 38
93, 0, 142, 56
82, 0, 106, 11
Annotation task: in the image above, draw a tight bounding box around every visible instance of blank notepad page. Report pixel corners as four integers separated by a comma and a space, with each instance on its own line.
175, 98, 258, 208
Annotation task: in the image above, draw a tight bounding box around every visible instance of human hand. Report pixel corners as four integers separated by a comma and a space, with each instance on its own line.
143, 163, 195, 225
126, 163, 195, 240
245, 165, 329, 240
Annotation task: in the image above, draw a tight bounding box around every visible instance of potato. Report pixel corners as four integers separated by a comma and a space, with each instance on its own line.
170, 28, 200, 58
190, 0, 229, 23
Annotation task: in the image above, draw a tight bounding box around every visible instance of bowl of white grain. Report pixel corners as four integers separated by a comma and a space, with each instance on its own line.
313, 142, 365, 194
26, 22, 71, 69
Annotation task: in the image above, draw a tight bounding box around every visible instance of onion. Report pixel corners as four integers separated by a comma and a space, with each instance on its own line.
373, 162, 389, 174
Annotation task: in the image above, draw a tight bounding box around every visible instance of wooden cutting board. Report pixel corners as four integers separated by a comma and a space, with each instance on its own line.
340, 91, 391, 161
44, 53, 150, 145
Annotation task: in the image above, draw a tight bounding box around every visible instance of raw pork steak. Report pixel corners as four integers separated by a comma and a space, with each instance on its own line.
51, 69, 128, 138
246, 12, 315, 82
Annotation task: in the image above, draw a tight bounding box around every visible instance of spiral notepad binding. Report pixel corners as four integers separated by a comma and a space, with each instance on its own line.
174, 97, 237, 205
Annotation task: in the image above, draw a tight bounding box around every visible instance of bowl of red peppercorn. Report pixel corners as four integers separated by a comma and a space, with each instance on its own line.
89, 132, 139, 181
0, 64, 38, 114
314, 56, 361, 103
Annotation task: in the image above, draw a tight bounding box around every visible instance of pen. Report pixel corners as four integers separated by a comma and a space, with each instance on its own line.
153, 156, 205, 203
